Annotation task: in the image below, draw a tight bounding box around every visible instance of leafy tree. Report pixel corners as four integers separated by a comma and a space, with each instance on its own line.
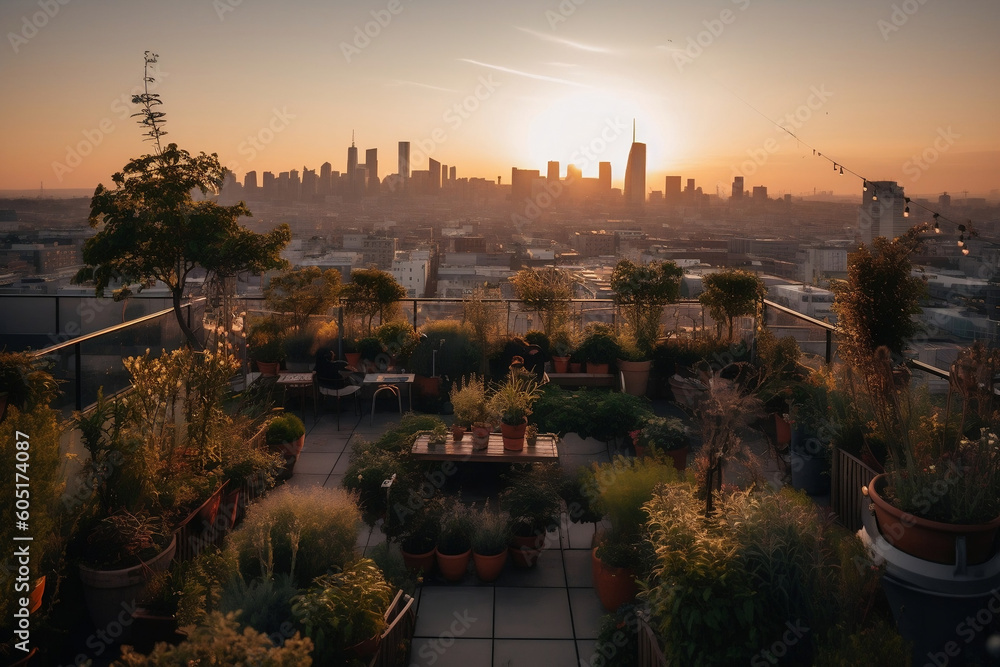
698, 269, 766, 342
73, 52, 290, 349
831, 226, 927, 369
342, 267, 407, 335
610, 259, 683, 354
264, 265, 341, 331
510, 267, 576, 338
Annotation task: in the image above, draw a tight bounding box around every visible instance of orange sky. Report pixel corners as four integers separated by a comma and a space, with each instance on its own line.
2, 0, 999, 197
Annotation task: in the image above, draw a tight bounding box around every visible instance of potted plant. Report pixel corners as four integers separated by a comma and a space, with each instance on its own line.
341, 336, 362, 368
783, 367, 836, 496
611, 258, 683, 395
591, 455, 677, 611
292, 557, 394, 662
264, 412, 306, 476
397, 495, 444, 575
499, 463, 561, 567
358, 335, 386, 370
246, 317, 285, 375
634, 415, 689, 471
549, 327, 575, 373
435, 498, 474, 582
470, 503, 511, 582
488, 367, 542, 451
574, 323, 621, 375
375, 319, 420, 369
450, 374, 491, 443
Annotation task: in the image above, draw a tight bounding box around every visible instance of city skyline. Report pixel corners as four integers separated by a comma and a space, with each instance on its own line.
2, 0, 999, 197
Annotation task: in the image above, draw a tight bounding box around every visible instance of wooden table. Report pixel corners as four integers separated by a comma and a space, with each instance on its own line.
410, 433, 559, 463
276, 371, 317, 416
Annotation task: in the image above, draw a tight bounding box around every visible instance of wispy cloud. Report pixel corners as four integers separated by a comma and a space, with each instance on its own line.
516, 27, 614, 54
545, 62, 580, 68
383, 79, 458, 93
459, 59, 590, 88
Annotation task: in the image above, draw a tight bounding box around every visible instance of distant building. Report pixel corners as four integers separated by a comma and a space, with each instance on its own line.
624, 136, 646, 205
771, 283, 835, 320
428, 158, 441, 191
244, 171, 258, 192
732, 176, 744, 200
398, 141, 411, 183
859, 180, 906, 245
572, 231, 617, 257
799, 245, 848, 284
665, 176, 681, 201
347, 139, 359, 198
365, 148, 378, 194
342, 233, 396, 269
752, 186, 767, 201
599, 162, 612, 193
391, 250, 430, 298
547, 161, 560, 182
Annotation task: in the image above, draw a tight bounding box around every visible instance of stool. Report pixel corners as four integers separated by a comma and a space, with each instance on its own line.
371, 383, 403, 425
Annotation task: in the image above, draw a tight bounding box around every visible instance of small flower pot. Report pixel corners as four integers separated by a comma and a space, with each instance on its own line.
400, 546, 436, 575
586, 362, 610, 375
435, 548, 471, 582
471, 425, 491, 450
451, 425, 467, 442
473, 550, 508, 582
552, 356, 570, 373
501, 420, 527, 451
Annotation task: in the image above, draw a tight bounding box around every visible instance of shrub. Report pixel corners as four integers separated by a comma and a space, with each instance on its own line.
449, 374, 491, 427
409, 320, 482, 379
524, 330, 550, 357
228, 485, 361, 587
499, 463, 562, 535
470, 503, 511, 556
437, 498, 474, 555
375, 320, 420, 365
219, 573, 298, 640
575, 324, 621, 366
264, 413, 305, 446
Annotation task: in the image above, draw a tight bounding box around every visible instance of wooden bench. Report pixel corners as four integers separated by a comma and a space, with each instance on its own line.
410, 433, 559, 463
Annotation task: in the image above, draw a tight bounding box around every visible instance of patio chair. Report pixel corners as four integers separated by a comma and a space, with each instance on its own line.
315, 350, 361, 430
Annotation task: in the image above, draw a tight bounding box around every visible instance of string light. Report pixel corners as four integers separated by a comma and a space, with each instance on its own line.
904, 197, 910, 217
933, 213, 940, 233
839, 166, 844, 175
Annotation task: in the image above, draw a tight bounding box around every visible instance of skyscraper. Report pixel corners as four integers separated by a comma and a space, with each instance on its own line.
365, 148, 379, 195
664, 176, 681, 200
732, 176, 744, 199
598, 162, 611, 192
859, 180, 907, 245
428, 157, 441, 191
623, 132, 646, 206
347, 133, 359, 199
547, 161, 560, 182
244, 171, 257, 192
398, 141, 410, 180
319, 162, 332, 195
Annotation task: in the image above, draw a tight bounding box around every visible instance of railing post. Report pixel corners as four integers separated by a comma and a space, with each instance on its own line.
54, 295, 60, 335
826, 329, 833, 365
412, 299, 417, 331
506, 301, 511, 337
74, 342, 82, 412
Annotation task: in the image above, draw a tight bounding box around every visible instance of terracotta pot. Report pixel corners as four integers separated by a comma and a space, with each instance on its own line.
569, 362, 583, 373
552, 356, 570, 373
509, 531, 543, 568
586, 362, 610, 375
666, 445, 689, 472
867, 473, 1000, 565
617, 358, 651, 396
255, 360, 280, 376
501, 419, 527, 451
347, 633, 381, 660
344, 351, 362, 369
473, 550, 508, 582
401, 546, 436, 575
28, 576, 45, 614
774, 413, 792, 448
471, 425, 491, 450
435, 548, 471, 582
592, 547, 638, 611
634, 443, 647, 459
415, 374, 442, 397
451, 425, 467, 442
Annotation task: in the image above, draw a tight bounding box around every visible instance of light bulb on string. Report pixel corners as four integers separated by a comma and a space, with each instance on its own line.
863, 180, 868, 192
903, 197, 910, 217
839, 166, 844, 175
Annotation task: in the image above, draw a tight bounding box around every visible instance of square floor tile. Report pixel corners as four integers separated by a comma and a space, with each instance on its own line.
410, 637, 492, 667
331, 452, 353, 475
494, 588, 573, 639
294, 451, 341, 475
568, 588, 605, 639
301, 433, 352, 451
492, 639, 578, 666
283, 473, 327, 488
563, 549, 593, 588
324, 473, 344, 489
576, 639, 599, 666
496, 547, 565, 588
414, 587, 494, 639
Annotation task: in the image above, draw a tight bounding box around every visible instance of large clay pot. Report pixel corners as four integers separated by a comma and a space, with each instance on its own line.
509, 531, 543, 568
586, 362, 610, 375
435, 548, 471, 582
666, 445, 689, 472
400, 546, 436, 575
344, 352, 362, 369
255, 360, 280, 376
617, 359, 651, 396
473, 550, 507, 582
79, 535, 177, 631
501, 419, 527, 451
592, 547, 638, 611
569, 362, 583, 373
551, 356, 570, 373
415, 375, 442, 398
867, 473, 1000, 565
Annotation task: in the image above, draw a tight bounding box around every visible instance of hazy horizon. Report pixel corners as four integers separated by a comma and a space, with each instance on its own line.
3, 0, 998, 198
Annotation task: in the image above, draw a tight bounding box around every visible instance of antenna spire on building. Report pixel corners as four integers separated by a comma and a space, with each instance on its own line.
632, 119, 636, 143
351, 130, 355, 148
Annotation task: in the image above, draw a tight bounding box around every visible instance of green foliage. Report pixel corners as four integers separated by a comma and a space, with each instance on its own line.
343, 447, 417, 528
488, 367, 542, 425
523, 330, 550, 357
831, 225, 927, 367
698, 268, 766, 342
499, 463, 562, 533
462, 285, 506, 372
560, 465, 604, 525
357, 336, 384, 361
366, 541, 420, 596
575, 324, 621, 366
228, 485, 361, 587
450, 375, 491, 427
592, 604, 641, 667
291, 558, 394, 665
637, 416, 688, 452
114, 611, 313, 666
611, 259, 683, 354
374, 320, 419, 364
172, 546, 239, 627
437, 498, 474, 555
652, 336, 750, 376
264, 266, 341, 331
510, 267, 575, 337
470, 502, 512, 556
409, 320, 482, 379
0, 351, 60, 413
219, 572, 299, 640
813, 617, 911, 666
342, 267, 407, 335
265, 413, 305, 446
531, 386, 652, 442
247, 317, 285, 363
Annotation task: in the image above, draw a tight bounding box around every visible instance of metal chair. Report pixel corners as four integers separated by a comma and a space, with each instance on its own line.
315, 356, 362, 430
370, 383, 403, 426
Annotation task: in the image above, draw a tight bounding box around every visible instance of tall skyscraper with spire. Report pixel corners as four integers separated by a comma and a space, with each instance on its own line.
623, 120, 646, 205
347, 131, 359, 199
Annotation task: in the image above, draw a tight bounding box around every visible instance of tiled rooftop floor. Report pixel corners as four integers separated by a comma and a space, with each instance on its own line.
284, 391, 790, 666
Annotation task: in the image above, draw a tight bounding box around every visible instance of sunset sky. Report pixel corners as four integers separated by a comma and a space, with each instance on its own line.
2, 0, 998, 198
